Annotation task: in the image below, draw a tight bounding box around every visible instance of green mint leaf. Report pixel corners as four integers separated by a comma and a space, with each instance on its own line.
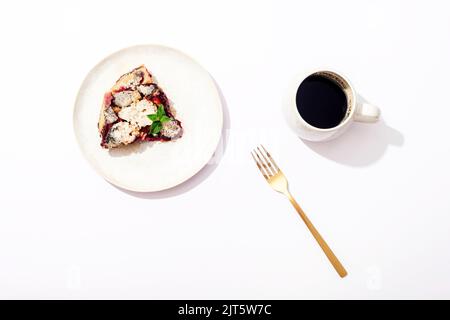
147, 114, 159, 121
150, 121, 162, 135
157, 104, 166, 118
160, 115, 171, 123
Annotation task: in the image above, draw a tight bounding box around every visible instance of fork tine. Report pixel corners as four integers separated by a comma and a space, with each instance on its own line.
251, 151, 268, 179
257, 146, 277, 174
260, 145, 280, 172
254, 149, 274, 177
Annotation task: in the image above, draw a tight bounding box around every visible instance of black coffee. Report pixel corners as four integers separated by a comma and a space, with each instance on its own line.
296, 74, 348, 129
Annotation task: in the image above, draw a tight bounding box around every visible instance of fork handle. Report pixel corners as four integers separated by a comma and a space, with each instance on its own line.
287, 192, 348, 278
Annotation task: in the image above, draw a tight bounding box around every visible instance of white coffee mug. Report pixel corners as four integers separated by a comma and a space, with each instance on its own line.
283, 69, 380, 141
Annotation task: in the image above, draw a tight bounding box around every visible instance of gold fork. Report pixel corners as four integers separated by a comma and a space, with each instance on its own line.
251, 145, 348, 278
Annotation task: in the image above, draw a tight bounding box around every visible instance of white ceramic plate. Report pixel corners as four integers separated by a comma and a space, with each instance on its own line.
73, 45, 223, 192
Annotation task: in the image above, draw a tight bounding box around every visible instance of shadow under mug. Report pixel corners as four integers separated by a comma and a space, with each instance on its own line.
283, 69, 380, 142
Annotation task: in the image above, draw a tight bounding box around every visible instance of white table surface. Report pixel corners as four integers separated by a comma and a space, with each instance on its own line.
1, 0, 449, 299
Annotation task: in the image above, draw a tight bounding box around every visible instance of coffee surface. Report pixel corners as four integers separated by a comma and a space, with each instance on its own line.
296, 75, 348, 129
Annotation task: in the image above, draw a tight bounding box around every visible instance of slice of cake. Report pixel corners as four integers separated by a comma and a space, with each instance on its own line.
98, 65, 182, 149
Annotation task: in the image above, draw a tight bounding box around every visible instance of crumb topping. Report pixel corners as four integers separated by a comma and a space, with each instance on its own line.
118, 99, 157, 128
138, 84, 156, 96
161, 120, 182, 139
113, 90, 141, 108
105, 122, 137, 148
104, 107, 118, 124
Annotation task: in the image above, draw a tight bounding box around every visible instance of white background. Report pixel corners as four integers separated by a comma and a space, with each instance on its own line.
1, 0, 449, 299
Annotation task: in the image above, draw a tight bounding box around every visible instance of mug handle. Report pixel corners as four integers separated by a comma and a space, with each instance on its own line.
354, 100, 381, 123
